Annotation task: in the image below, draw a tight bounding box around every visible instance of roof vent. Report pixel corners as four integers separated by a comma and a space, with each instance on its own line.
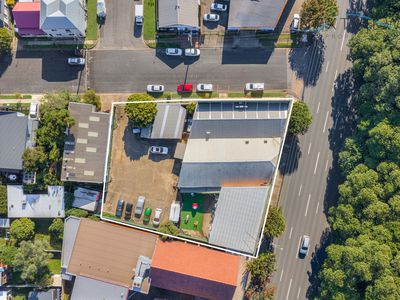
264, 140, 268, 143
245, 140, 249, 144
206, 131, 211, 141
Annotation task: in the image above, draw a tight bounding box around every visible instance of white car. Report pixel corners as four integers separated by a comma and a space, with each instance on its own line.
165, 48, 182, 56
245, 82, 264, 91
299, 235, 310, 256
8, 174, 17, 181
203, 13, 220, 22
211, 3, 227, 11
68, 57, 85, 65
184, 48, 200, 57
197, 83, 213, 92
150, 146, 169, 155
291, 13, 300, 32
153, 208, 162, 226
147, 84, 165, 93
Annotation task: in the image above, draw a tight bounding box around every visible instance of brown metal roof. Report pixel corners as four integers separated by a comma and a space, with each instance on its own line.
67, 218, 157, 288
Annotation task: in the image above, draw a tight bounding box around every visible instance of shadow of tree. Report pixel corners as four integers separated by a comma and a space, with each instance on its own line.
279, 135, 302, 175
0, 52, 13, 80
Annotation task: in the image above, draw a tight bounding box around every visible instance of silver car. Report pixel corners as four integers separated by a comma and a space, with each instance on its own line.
211, 3, 227, 11
165, 48, 182, 56
299, 235, 310, 256
147, 84, 165, 93
184, 48, 201, 57
245, 82, 264, 91
135, 196, 145, 216
68, 57, 85, 65
203, 13, 220, 22
150, 146, 169, 155
197, 83, 213, 92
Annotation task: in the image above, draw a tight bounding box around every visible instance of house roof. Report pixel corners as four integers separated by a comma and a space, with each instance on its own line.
71, 276, 129, 300
209, 187, 269, 254
7, 185, 65, 218
151, 240, 238, 300
227, 0, 289, 30
12, 2, 42, 31
61, 217, 81, 269
66, 218, 157, 288
0, 218, 10, 228
40, 0, 86, 35
158, 0, 199, 29
151, 104, 186, 139
28, 289, 60, 300
0, 112, 28, 171
61, 103, 110, 184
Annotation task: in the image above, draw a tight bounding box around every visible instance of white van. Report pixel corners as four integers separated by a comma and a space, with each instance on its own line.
29, 103, 38, 119
169, 202, 181, 224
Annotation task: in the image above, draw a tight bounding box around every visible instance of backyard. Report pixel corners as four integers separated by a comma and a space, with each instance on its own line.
144, 0, 156, 41
180, 194, 204, 233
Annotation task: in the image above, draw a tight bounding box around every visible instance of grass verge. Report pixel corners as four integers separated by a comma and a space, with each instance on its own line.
0, 95, 32, 99
86, 0, 98, 40
144, 0, 156, 41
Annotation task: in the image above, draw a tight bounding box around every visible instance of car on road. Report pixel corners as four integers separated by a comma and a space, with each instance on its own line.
115, 199, 125, 218
124, 203, 133, 220
165, 48, 182, 56
203, 13, 220, 22
291, 13, 300, 32
177, 83, 193, 93
7, 174, 17, 181
143, 207, 152, 223
153, 208, 162, 226
184, 48, 200, 57
299, 235, 310, 256
147, 84, 165, 93
135, 196, 145, 216
245, 82, 264, 91
211, 3, 227, 11
68, 57, 85, 66
150, 146, 169, 155
197, 83, 213, 92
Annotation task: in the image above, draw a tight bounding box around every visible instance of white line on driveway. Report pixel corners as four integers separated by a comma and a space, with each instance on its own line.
286, 278, 293, 300
316, 201, 320, 215
323, 111, 329, 133
314, 152, 320, 175
308, 142, 312, 155
289, 226, 293, 239
298, 184, 303, 196
305, 194, 311, 216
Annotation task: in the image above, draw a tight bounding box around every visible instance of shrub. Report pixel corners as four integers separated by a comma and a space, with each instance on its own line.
65, 208, 88, 218
10, 218, 35, 244
0, 185, 6, 216
124, 93, 157, 127
185, 102, 196, 115
158, 221, 180, 241
49, 219, 64, 243
82, 89, 101, 111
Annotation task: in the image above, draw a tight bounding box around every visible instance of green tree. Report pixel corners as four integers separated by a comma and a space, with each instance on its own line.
0, 245, 17, 265
264, 206, 285, 239
339, 138, 363, 176
66, 208, 88, 218
158, 221, 180, 241
82, 89, 101, 111
12, 239, 52, 287
22, 147, 48, 172
300, 0, 338, 29
48, 218, 64, 243
10, 218, 35, 244
0, 184, 6, 216
246, 252, 276, 286
288, 101, 313, 135
0, 28, 12, 53
185, 102, 197, 115
124, 93, 157, 127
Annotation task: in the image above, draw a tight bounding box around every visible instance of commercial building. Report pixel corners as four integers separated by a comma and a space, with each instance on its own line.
157, 0, 200, 33
151, 103, 187, 139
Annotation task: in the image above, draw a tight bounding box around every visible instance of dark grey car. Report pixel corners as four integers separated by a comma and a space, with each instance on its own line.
116, 199, 125, 218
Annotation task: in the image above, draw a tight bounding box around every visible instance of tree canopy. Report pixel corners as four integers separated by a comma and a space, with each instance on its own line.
22, 147, 48, 172
264, 206, 285, 239
82, 89, 101, 111
0, 185, 6, 216
289, 101, 313, 135
300, 0, 338, 29
10, 218, 35, 244
0, 28, 12, 53
124, 93, 157, 128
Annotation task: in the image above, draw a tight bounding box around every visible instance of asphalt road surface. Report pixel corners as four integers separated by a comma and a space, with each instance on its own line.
272, 0, 355, 298
88, 48, 288, 93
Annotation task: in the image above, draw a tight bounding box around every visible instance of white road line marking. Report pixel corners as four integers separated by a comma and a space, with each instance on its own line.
298, 184, 303, 196
297, 287, 301, 299
316, 201, 320, 215
340, 31, 346, 51
316, 101, 320, 113
325, 61, 329, 73
325, 159, 329, 172
280, 269, 284, 282
307, 142, 312, 155
314, 152, 320, 175
289, 226, 293, 239
305, 194, 311, 216
286, 279, 293, 300
323, 111, 329, 133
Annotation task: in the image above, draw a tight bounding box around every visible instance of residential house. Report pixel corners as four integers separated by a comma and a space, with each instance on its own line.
0, 0, 11, 29
157, 0, 199, 33
12, 2, 45, 36
28, 289, 61, 300
0, 290, 11, 300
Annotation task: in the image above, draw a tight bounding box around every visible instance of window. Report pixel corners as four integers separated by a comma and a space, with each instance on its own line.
52, 29, 56, 31
66, 29, 71, 32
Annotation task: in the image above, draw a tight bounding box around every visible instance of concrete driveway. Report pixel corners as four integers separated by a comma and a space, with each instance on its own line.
98, 0, 147, 49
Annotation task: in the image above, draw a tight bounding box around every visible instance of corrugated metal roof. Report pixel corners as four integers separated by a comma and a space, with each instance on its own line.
151, 104, 186, 139
209, 187, 269, 254
0, 112, 27, 171
71, 276, 129, 300
61, 217, 81, 268
0, 218, 10, 228
158, 0, 199, 29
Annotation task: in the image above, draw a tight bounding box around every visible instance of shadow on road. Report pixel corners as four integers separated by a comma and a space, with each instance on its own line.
221, 48, 274, 64
0, 52, 12, 79
279, 135, 301, 175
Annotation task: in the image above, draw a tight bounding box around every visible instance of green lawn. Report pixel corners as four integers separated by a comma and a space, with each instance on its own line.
48, 258, 61, 274
86, 0, 98, 40
144, 0, 156, 41
0, 95, 31, 99
180, 194, 204, 232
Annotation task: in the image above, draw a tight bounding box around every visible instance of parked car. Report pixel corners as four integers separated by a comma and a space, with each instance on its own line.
203, 13, 220, 22
211, 3, 227, 11
177, 83, 193, 93
184, 48, 200, 57
147, 84, 165, 93
291, 13, 300, 32
245, 82, 264, 91
7, 174, 17, 181
124, 203, 133, 219
68, 57, 85, 66
299, 235, 310, 256
115, 199, 125, 218
97, 0, 106, 19
132, 128, 141, 135
153, 208, 162, 226
197, 83, 213, 92
186, 118, 193, 133
165, 48, 182, 56
143, 207, 152, 223
150, 146, 169, 155
135, 196, 145, 216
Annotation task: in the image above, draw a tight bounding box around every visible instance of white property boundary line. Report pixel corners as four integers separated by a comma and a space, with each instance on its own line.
100, 98, 294, 259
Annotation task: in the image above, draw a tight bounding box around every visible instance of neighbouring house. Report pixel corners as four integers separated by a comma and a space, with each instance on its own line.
61, 103, 110, 184
0, 0, 11, 30
12, 2, 46, 36
150, 104, 187, 139
157, 0, 200, 33
28, 289, 61, 300
0, 264, 8, 286
227, 0, 289, 31
7, 185, 65, 218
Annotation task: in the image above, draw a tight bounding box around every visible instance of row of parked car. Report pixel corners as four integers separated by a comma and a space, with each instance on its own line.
203, 2, 228, 23
147, 82, 265, 93
115, 197, 163, 226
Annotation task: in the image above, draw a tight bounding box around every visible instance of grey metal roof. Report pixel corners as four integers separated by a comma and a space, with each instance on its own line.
71, 276, 129, 300
26, 119, 39, 148
0, 112, 28, 172
61, 102, 110, 184
0, 218, 10, 228
158, 0, 199, 29
40, 0, 86, 35
151, 104, 186, 139
228, 0, 289, 30
178, 161, 274, 191
61, 216, 81, 268
209, 187, 269, 254
28, 289, 60, 300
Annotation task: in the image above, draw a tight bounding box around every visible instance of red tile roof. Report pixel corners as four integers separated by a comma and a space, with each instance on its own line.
12, 2, 40, 11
